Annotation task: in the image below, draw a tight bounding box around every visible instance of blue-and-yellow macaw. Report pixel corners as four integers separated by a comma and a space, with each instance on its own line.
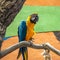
17, 13, 39, 60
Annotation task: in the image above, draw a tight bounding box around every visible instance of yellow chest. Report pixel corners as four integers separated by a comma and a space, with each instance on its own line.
25, 28, 34, 41
25, 16, 35, 41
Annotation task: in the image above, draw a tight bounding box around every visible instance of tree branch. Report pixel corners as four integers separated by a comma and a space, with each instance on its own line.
0, 41, 60, 58
0, 0, 26, 51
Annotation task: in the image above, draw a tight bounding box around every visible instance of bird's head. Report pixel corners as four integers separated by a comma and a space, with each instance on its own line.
26, 13, 39, 28
30, 13, 39, 24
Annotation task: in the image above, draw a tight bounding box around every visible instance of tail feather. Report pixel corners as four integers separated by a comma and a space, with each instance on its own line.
22, 50, 28, 60
24, 51, 28, 60
17, 49, 21, 59
17, 47, 28, 60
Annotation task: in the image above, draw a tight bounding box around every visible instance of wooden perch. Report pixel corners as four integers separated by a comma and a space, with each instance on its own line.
0, 41, 60, 58
45, 43, 60, 55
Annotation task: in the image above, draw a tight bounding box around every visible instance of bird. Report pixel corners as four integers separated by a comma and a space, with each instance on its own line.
17, 13, 39, 60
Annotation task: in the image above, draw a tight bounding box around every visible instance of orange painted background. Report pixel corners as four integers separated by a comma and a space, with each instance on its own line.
25, 0, 60, 6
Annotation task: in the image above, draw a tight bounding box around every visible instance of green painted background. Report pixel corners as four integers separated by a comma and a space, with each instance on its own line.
6, 6, 60, 37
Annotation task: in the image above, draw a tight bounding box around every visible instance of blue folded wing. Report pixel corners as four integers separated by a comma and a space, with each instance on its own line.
18, 21, 27, 42
17, 21, 27, 59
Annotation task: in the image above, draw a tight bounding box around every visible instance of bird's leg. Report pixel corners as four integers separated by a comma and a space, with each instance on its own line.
29, 37, 34, 42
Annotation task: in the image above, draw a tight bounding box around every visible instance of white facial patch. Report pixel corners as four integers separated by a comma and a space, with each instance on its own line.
32, 17, 35, 21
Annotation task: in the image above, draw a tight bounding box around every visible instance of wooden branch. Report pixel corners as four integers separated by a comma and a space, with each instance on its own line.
45, 43, 60, 55
0, 41, 60, 58
0, 0, 26, 38
0, 0, 26, 50
0, 0, 26, 27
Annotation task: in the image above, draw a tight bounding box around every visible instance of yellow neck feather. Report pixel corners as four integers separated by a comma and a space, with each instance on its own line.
26, 16, 35, 29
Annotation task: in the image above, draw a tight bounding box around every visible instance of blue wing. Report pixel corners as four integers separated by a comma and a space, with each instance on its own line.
18, 21, 27, 42
17, 21, 27, 59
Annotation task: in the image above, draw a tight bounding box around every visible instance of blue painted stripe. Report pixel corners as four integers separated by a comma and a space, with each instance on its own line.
3, 36, 12, 40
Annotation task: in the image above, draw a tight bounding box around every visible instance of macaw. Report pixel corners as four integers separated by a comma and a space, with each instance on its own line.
17, 13, 39, 60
